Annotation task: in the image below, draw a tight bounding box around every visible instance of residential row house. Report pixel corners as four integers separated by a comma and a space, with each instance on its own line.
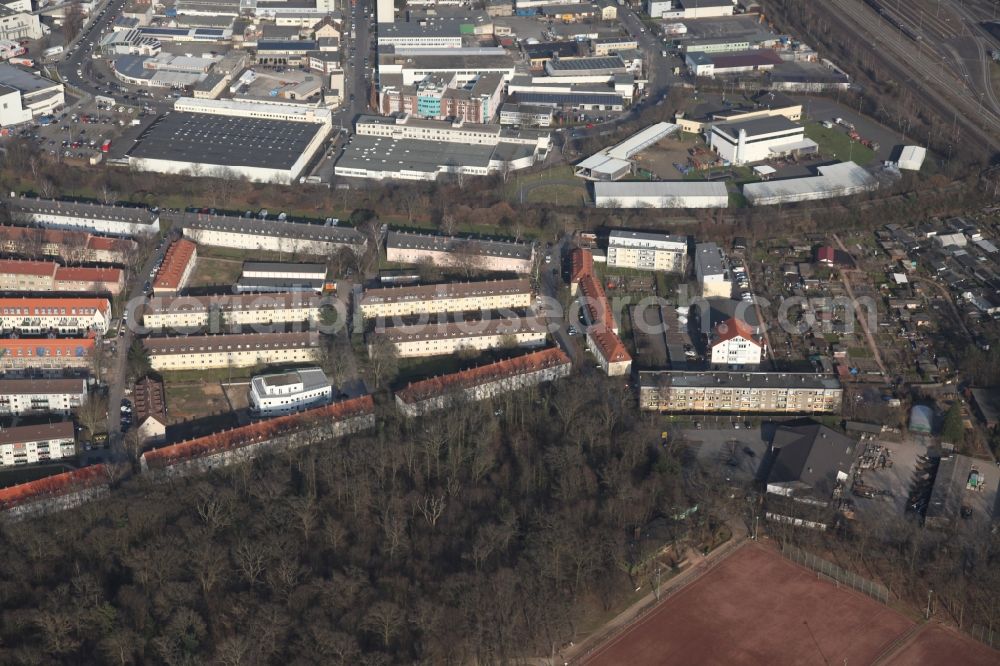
0, 225, 137, 265
0, 260, 124, 295
395, 346, 571, 416
360, 278, 532, 319
386, 230, 535, 274
142, 332, 319, 371
182, 213, 367, 257
375, 316, 547, 358
0, 422, 75, 467
0, 298, 111, 336
142, 293, 323, 331
140, 395, 375, 477
569, 248, 632, 376
0, 338, 94, 373
0, 378, 88, 415
8, 196, 160, 237
153, 239, 198, 296
0, 464, 110, 520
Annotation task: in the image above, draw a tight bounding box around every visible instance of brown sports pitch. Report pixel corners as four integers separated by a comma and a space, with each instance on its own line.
883, 624, 999, 666
581, 542, 915, 666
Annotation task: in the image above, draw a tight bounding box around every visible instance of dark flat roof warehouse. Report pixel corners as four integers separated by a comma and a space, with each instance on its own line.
127, 112, 324, 170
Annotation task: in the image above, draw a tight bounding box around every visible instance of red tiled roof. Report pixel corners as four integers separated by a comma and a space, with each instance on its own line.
86, 236, 134, 253
570, 248, 594, 285
577, 272, 617, 332
0, 297, 110, 315
0, 226, 134, 258
0, 259, 58, 277
817, 246, 835, 263
712, 317, 761, 347
588, 327, 631, 365
141, 395, 375, 470
0, 338, 95, 357
54, 266, 123, 284
154, 239, 197, 290
397, 347, 571, 404
0, 464, 108, 510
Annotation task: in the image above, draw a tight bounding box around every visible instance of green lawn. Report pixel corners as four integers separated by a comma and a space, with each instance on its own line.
804, 123, 876, 166
525, 183, 589, 206
189, 257, 243, 288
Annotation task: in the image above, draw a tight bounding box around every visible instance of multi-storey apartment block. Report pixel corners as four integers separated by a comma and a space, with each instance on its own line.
694, 242, 732, 298
0, 338, 94, 373
0, 378, 87, 415
182, 213, 367, 256
8, 196, 160, 237
0, 422, 75, 466
0, 226, 137, 264
143, 293, 322, 331
395, 347, 572, 416
709, 317, 763, 369
607, 230, 687, 273
0, 298, 111, 336
360, 279, 531, 319
248, 366, 332, 416
386, 231, 535, 274
638, 371, 843, 414
143, 332, 319, 371
376, 316, 547, 358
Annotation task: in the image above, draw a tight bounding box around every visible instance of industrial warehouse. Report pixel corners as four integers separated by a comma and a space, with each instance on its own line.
126, 102, 332, 184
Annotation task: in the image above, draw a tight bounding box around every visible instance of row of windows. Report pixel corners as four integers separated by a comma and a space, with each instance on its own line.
1, 307, 99, 316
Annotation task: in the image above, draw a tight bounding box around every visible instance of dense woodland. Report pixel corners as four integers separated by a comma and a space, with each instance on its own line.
0, 374, 713, 665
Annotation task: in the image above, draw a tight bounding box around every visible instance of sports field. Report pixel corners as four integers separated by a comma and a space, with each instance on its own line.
884, 624, 999, 666
582, 542, 913, 665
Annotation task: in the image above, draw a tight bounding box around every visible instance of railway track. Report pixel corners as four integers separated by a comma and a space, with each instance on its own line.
824, 0, 1000, 152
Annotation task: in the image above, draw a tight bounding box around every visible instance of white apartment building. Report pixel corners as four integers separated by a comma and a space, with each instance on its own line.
0, 422, 75, 466
708, 116, 811, 166
143, 293, 322, 331
0, 378, 87, 415
709, 317, 762, 369
182, 214, 366, 256
694, 242, 732, 298
606, 230, 687, 273
638, 371, 843, 414
376, 317, 547, 358
8, 196, 160, 237
386, 231, 535, 274
0, 8, 42, 43
0, 298, 110, 336
143, 332, 319, 371
360, 279, 531, 319
248, 366, 332, 416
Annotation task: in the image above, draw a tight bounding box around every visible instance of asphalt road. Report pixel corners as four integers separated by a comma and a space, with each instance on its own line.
105, 234, 172, 462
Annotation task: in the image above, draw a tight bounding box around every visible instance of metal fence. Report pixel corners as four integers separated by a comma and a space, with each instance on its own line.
780, 542, 890, 604
969, 625, 1000, 651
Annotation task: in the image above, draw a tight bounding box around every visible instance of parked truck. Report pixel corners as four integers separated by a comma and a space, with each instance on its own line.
100, 139, 112, 153
43, 45, 64, 59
